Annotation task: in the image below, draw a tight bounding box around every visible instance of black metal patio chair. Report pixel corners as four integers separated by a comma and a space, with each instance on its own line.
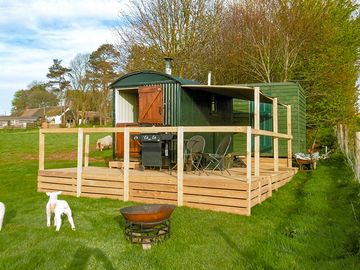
204, 135, 232, 175
184, 135, 206, 174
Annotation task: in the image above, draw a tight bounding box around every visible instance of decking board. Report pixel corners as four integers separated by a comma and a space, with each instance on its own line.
37, 159, 297, 216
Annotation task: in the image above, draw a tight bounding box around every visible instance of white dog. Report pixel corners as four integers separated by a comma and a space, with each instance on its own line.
0, 202, 5, 231
46, 191, 75, 231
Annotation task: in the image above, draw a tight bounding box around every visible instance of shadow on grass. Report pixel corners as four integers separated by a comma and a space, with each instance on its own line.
3, 208, 16, 230
215, 227, 276, 269
66, 246, 115, 270
114, 215, 125, 228
275, 172, 312, 237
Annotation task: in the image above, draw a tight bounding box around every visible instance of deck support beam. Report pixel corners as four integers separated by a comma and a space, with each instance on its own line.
76, 128, 83, 197
124, 128, 130, 201
177, 126, 184, 206
287, 105, 292, 168
254, 87, 260, 176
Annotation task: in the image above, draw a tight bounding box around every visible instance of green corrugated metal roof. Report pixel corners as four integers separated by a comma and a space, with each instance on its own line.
182, 84, 274, 104
110, 70, 199, 88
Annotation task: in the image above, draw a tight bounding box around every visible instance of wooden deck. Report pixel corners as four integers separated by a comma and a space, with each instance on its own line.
38, 158, 297, 216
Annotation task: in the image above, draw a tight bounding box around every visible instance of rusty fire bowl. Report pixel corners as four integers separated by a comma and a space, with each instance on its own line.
120, 204, 176, 224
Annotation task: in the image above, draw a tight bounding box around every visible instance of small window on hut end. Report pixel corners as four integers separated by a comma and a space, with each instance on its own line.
211, 94, 218, 115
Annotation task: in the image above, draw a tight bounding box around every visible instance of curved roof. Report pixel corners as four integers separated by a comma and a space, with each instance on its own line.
110, 70, 199, 88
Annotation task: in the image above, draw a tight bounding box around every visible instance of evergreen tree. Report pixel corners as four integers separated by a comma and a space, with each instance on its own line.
46, 59, 71, 106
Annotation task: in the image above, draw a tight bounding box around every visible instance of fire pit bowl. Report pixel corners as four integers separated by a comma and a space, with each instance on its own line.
120, 204, 176, 246
120, 204, 176, 224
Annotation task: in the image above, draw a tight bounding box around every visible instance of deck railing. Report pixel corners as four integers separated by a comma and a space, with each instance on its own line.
39, 124, 292, 207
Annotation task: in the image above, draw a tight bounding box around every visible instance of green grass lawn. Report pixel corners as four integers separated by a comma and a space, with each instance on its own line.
0, 129, 359, 269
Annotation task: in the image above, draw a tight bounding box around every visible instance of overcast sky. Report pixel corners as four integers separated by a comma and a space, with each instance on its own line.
0, 0, 127, 115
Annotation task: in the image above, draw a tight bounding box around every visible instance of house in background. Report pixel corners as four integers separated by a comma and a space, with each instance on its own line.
0, 106, 75, 128
0, 115, 38, 128
0, 107, 45, 128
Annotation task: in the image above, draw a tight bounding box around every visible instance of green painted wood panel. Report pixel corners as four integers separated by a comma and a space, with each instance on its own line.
179, 89, 233, 153
233, 82, 306, 156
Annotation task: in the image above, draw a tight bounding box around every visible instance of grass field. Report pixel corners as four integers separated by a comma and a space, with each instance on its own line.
0, 129, 360, 269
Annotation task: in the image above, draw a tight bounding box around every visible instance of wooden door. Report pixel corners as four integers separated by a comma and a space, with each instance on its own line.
138, 86, 163, 124
116, 123, 140, 159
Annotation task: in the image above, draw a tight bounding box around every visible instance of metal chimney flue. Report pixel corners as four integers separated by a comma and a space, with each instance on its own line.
164, 57, 173, 75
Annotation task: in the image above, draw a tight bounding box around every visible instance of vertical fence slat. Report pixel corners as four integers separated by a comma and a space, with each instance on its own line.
287, 105, 292, 168
273, 98, 279, 172
39, 130, 45, 171
339, 124, 344, 152
84, 134, 90, 167
246, 126, 252, 216
356, 132, 360, 182
254, 87, 260, 176
344, 126, 349, 156
76, 128, 83, 197
124, 127, 130, 201
177, 126, 184, 206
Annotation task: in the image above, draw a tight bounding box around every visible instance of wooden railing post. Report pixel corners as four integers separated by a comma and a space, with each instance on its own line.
246, 126, 252, 216
39, 129, 45, 171
84, 134, 90, 167
287, 105, 292, 168
254, 87, 260, 176
273, 98, 279, 172
124, 127, 130, 201
76, 128, 84, 197
177, 126, 184, 206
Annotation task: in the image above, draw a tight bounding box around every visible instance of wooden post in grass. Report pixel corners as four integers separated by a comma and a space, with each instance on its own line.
273, 98, 279, 172
39, 129, 45, 171
338, 124, 344, 152
246, 126, 252, 216
84, 134, 90, 167
356, 132, 360, 182
124, 127, 130, 201
177, 126, 184, 206
287, 105, 292, 168
344, 125, 349, 157
254, 87, 260, 176
76, 128, 84, 197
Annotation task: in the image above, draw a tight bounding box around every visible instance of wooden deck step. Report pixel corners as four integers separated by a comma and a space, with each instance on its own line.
109, 161, 140, 169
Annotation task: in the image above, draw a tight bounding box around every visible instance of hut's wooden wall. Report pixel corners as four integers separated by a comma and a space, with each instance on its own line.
233, 82, 306, 156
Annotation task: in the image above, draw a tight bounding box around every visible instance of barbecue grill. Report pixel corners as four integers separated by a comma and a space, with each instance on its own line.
132, 133, 175, 171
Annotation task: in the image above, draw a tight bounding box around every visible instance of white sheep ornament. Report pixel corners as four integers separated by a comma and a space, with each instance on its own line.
0, 202, 5, 231
46, 191, 75, 231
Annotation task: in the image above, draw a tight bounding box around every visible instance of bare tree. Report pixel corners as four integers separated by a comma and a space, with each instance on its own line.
222, 0, 310, 83
68, 53, 90, 91
115, 0, 224, 81
67, 54, 91, 125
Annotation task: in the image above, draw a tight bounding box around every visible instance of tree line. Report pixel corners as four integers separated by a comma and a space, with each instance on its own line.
12, 0, 360, 134
12, 44, 120, 126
